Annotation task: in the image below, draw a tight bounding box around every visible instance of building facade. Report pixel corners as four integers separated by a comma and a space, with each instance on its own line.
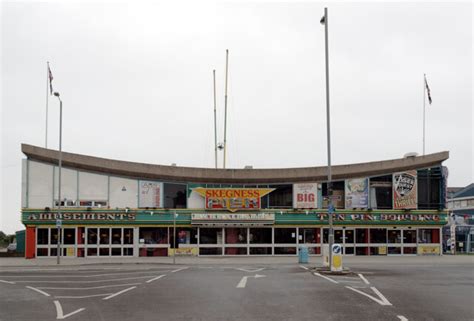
445, 184, 474, 253
21, 144, 449, 258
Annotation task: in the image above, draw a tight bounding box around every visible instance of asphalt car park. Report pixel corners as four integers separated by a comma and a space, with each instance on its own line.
0, 257, 472, 321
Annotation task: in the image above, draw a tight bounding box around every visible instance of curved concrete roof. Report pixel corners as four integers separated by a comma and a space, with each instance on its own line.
22, 144, 449, 184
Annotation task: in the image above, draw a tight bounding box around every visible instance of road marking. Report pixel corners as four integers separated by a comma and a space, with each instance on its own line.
237, 276, 248, 288
314, 273, 339, 284
345, 286, 392, 306
236, 268, 265, 273
0, 280, 16, 284
54, 300, 85, 319
171, 267, 189, 273
397, 316, 409, 321
55, 293, 112, 299
14, 275, 156, 283
103, 286, 136, 300
38, 283, 141, 290
358, 273, 370, 285
299, 266, 309, 270
338, 280, 364, 283
26, 286, 50, 297
146, 275, 166, 283
236, 274, 266, 288
0, 270, 171, 278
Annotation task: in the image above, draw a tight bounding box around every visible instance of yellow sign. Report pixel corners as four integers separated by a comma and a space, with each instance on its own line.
193, 188, 274, 212
378, 246, 387, 255
418, 245, 440, 255
169, 247, 198, 256
66, 248, 75, 256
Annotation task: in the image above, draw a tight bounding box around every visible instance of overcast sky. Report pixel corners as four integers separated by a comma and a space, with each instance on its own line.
1, 1, 472, 234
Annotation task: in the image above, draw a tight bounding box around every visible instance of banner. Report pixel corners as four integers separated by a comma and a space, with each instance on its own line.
393, 171, 417, 209
345, 178, 369, 208
293, 183, 318, 209
193, 188, 274, 212
139, 181, 163, 208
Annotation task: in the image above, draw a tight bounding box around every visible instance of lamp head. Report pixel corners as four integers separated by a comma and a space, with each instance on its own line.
53, 92, 60, 97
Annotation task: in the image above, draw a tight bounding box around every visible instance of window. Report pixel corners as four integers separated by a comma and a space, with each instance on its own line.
298, 228, 320, 244
404, 230, 417, 243
87, 228, 98, 244
63, 228, 75, 245
356, 228, 369, 243
175, 228, 197, 245
418, 229, 440, 244
123, 228, 134, 244
418, 167, 442, 209
249, 228, 272, 244
111, 228, 122, 244
99, 228, 110, 244
370, 229, 387, 243
139, 227, 168, 244
274, 228, 296, 244
388, 230, 401, 243
199, 228, 222, 244
37, 229, 49, 245
268, 185, 293, 208
369, 175, 392, 209
163, 183, 187, 208
322, 181, 345, 209
225, 228, 247, 244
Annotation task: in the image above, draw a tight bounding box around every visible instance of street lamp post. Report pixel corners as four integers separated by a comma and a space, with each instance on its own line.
321, 7, 334, 269
173, 211, 177, 265
53, 92, 63, 265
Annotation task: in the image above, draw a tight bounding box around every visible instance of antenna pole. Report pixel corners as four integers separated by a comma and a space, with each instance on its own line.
213, 70, 218, 169
223, 49, 229, 169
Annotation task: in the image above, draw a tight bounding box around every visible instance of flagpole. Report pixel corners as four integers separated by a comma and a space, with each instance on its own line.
45, 62, 49, 148
213, 69, 218, 169
223, 49, 229, 169
423, 73, 426, 156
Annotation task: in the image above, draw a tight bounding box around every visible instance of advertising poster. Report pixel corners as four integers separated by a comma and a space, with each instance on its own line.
393, 170, 417, 209
139, 181, 163, 208
192, 188, 274, 212
345, 178, 369, 208
293, 183, 318, 209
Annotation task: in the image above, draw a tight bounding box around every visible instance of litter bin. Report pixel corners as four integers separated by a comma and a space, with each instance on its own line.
298, 246, 309, 264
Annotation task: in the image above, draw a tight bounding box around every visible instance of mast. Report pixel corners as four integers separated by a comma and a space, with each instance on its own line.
213, 70, 218, 169
223, 49, 229, 169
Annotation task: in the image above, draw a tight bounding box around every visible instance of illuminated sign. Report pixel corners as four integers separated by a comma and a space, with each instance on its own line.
192, 188, 274, 212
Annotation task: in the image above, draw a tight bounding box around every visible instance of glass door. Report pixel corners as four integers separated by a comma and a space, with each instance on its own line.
344, 229, 355, 255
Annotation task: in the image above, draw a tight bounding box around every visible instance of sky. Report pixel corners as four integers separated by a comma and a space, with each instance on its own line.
1, 1, 472, 234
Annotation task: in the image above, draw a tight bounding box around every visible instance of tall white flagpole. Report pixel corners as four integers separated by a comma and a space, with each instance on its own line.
423, 73, 426, 156
45, 62, 50, 148
213, 70, 218, 169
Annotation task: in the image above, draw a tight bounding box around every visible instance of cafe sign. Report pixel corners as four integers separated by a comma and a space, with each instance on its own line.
192, 188, 275, 212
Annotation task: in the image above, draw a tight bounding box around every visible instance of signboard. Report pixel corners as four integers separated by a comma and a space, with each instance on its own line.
418, 245, 440, 255
169, 247, 198, 256
139, 181, 163, 208
27, 212, 136, 221
193, 188, 274, 212
331, 244, 343, 272
345, 178, 369, 208
393, 170, 417, 209
293, 183, 318, 209
191, 213, 275, 226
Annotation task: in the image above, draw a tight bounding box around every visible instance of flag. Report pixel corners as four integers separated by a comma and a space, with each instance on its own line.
48, 64, 54, 95
424, 75, 432, 105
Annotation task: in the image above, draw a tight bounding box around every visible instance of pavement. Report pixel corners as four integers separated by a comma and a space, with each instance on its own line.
0, 256, 473, 321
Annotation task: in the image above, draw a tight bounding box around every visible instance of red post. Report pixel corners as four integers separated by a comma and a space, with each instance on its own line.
25, 226, 36, 259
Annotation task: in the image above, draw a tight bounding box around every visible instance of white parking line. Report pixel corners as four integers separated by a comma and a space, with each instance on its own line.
56, 293, 113, 299
171, 267, 189, 273
358, 273, 370, 285
14, 275, 156, 283
0, 280, 16, 284
38, 283, 141, 290
54, 300, 85, 319
345, 286, 392, 306
0, 270, 171, 278
236, 276, 248, 288
146, 275, 166, 283
397, 315, 409, 321
314, 273, 339, 284
26, 286, 50, 297
299, 266, 309, 270
103, 286, 136, 300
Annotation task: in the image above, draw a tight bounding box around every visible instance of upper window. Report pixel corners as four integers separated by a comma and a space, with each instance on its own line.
163, 183, 187, 208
